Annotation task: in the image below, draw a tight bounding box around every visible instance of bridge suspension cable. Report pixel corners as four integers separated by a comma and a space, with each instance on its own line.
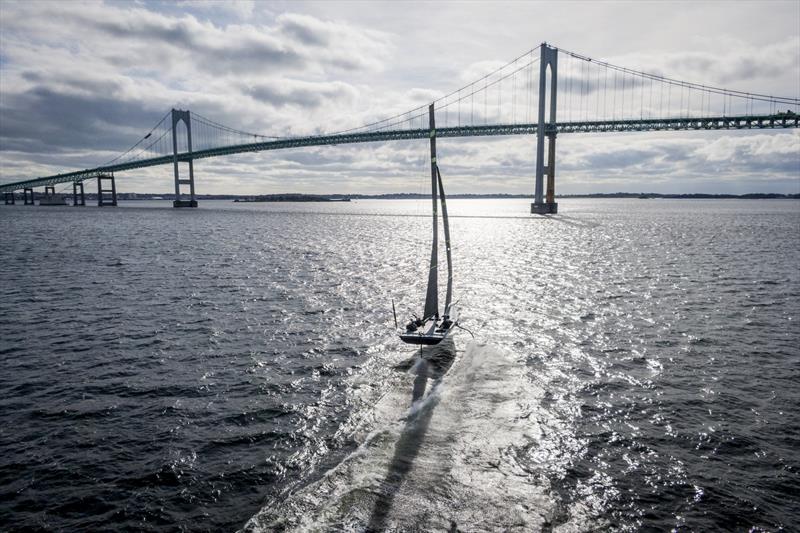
554, 46, 799, 123
89, 109, 287, 172
322, 45, 544, 136
100, 109, 172, 167
88, 42, 800, 175
3, 41, 798, 195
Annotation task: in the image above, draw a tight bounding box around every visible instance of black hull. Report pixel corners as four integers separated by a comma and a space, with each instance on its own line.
399, 324, 455, 346
399, 334, 446, 346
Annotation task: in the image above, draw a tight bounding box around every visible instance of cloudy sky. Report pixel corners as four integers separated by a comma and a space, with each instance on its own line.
0, 0, 798, 195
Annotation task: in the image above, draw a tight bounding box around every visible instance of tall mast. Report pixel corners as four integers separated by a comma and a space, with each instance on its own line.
423, 103, 439, 320
437, 166, 453, 312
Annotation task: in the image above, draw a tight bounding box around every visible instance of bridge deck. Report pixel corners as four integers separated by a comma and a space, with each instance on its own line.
1, 114, 797, 192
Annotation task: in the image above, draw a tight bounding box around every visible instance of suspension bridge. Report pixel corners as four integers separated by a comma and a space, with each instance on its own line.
2, 43, 798, 212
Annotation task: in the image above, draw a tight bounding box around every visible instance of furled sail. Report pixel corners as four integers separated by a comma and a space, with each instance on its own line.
397, 101, 458, 347
423, 104, 439, 320
436, 166, 452, 311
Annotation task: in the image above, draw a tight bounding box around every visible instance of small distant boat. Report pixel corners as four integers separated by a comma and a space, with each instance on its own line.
395, 103, 457, 346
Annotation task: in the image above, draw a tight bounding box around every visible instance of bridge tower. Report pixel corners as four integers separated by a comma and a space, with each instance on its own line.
171, 109, 197, 208
4, 192, 14, 205
73, 181, 85, 206
97, 174, 117, 206
23, 188, 34, 205
531, 43, 559, 215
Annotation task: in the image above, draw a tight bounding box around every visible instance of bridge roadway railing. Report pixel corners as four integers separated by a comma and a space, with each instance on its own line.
1, 113, 797, 193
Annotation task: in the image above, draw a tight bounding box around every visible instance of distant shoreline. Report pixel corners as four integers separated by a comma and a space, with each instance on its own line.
68, 192, 800, 201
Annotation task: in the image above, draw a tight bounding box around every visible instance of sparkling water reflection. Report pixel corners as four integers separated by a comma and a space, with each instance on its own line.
0, 199, 798, 531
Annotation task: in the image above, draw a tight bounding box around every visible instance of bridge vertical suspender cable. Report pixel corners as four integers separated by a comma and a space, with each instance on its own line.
3, 42, 799, 195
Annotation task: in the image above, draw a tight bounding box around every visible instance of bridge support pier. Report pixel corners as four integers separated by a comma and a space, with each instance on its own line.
532, 43, 559, 215
23, 188, 34, 205
4, 192, 15, 205
73, 181, 85, 206
171, 109, 198, 208
97, 174, 117, 206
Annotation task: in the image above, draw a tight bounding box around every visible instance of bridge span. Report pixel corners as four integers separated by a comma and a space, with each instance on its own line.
2, 43, 799, 212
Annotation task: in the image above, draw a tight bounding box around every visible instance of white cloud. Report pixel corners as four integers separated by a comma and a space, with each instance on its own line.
695, 132, 799, 161
178, 0, 257, 20
0, 1, 798, 194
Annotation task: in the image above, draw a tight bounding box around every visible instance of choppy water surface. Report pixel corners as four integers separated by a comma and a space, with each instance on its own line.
0, 198, 798, 532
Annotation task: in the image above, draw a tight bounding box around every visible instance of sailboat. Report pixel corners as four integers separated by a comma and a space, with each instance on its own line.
396, 103, 458, 346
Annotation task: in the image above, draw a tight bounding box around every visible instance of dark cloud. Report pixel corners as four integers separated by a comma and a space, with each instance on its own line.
558, 70, 647, 96
89, 17, 306, 75
245, 80, 357, 108
279, 150, 357, 167
1, 2, 797, 194
0, 85, 164, 156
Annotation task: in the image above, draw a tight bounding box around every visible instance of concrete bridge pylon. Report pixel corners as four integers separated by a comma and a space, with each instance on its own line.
532, 42, 559, 215
171, 109, 197, 208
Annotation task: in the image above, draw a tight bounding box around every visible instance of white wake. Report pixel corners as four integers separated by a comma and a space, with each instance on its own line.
243, 342, 594, 532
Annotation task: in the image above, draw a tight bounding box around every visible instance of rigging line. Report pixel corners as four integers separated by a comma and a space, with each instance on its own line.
558, 46, 799, 104
455, 322, 476, 339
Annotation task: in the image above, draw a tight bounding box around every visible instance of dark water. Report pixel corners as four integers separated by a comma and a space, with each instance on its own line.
0, 199, 798, 532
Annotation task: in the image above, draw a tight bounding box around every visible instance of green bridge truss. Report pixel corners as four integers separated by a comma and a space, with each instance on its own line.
1, 113, 797, 193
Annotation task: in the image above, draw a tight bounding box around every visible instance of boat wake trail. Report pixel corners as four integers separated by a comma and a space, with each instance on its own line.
243, 341, 586, 532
